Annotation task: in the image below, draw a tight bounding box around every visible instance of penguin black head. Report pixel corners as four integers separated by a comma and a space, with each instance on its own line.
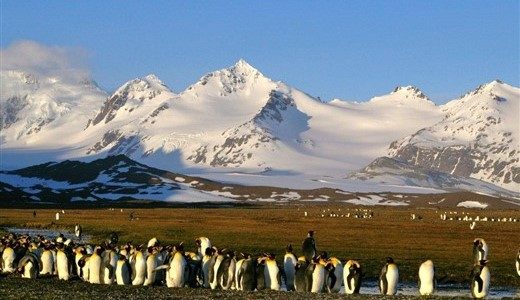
325, 262, 335, 272
119, 254, 127, 261
479, 260, 488, 266
147, 246, 155, 254
312, 256, 321, 264
286, 244, 293, 253
320, 251, 328, 259
204, 247, 214, 256
386, 257, 394, 264
307, 230, 315, 238
268, 253, 276, 260
195, 238, 201, 247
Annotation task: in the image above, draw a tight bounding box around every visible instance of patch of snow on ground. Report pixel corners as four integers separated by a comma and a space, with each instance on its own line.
457, 201, 488, 209
343, 195, 408, 206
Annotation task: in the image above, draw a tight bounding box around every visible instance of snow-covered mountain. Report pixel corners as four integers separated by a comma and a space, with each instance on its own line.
0, 70, 106, 146
1, 60, 518, 194
388, 80, 519, 191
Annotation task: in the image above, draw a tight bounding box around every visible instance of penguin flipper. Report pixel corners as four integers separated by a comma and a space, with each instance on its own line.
476, 275, 483, 293
346, 269, 354, 291
154, 264, 170, 272
380, 265, 388, 295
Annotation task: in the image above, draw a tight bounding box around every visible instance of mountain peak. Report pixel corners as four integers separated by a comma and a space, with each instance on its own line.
391, 85, 428, 99
229, 59, 261, 76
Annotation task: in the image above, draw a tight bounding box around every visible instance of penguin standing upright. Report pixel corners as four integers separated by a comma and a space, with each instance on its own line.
473, 238, 489, 264
1, 242, 16, 273
132, 246, 147, 286
74, 224, 82, 241
210, 249, 225, 289
310, 257, 326, 293
17, 252, 40, 279
283, 244, 297, 291
516, 250, 520, 277
379, 257, 399, 295
196, 237, 212, 258
39, 244, 54, 275
256, 256, 266, 291
418, 260, 436, 296
89, 246, 104, 284
56, 244, 70, 280
235, 253, 256, 291
325, 257, 343, 293
471, 260, 490, 299
302, 231, 316, 263
343, 260, 362, 294
217, 251, 236, 290
115, 255, 132, 285
202, 247, 216, 288
144, 247, 159, 286
264, 253, 281, 291
103, 246, 118, 284
165, 243, 187, 288
294, 257, 312, 292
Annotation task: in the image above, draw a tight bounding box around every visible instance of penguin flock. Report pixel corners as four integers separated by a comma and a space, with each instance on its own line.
0, 229, 517, 298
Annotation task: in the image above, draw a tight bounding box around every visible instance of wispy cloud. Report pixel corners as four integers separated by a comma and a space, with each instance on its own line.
0, 40, 91, 82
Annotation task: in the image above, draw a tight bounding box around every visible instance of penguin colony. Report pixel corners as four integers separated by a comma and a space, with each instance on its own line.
0, 230, 516, 298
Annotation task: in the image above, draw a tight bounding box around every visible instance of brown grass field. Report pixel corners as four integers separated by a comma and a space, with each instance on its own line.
1, 205, 519, 287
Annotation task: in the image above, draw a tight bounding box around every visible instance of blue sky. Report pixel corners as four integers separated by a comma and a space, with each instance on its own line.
1, 1, 519, 103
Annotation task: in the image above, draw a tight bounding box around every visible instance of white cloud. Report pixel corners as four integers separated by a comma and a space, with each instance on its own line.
0, 40, 91, 82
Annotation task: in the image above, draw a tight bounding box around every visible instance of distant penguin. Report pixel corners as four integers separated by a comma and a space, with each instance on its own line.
89, 246, 104, 284
75, 224, 82, 241
17, 252, 40, 279
473, 238, 488, 263
40, 244, 54, 275
56, 245, 70, 280
516, 250, 520, 277
210, 249, 225, 289
343, 260, 362, 294
379, 257, 399, 295
418, 260, 436, 296
132, 247, 147, 285
235, 253, 256, 291
165, 243, 187, 288
325, 257, 343, 293
217, 251, 236, 290
55, 212, 60, 221
264, 254, 281, 291
302, 230, 317, 263
115, 255, 132, 285
283, 244, 297, 291
310, 257, 326, 293
471, 260, 490, 299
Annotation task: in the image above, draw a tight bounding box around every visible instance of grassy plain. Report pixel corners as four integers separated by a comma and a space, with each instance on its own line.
1, 206, 519, 286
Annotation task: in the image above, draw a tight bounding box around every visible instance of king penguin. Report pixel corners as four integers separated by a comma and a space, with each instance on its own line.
103, 245, 118, 284
310, 256, 327, 293
40, 243, 54, 275
302, 230, 317, 263
115, 254, 132, 285
283, 244, 297, 291
165, 243, 187, 288
235, 253, 256, 291
89, 246, 104, 284
144, 246, 159, 286
379, 257, 399, 295
17, 252, 40, 279
1, 242, 16, 273
264, 253, 281, 291
473, 238, 489, 264
256, 256, 267, 291
217, 250, 236, 290
343, 260, 362, 294
418, 260, 436, 296
196, 237, 212, 258
210, 249, 225, 289
325, 257, 343, 293
132, 246, 147, 286
471, 260, 490, 299
202, 247, 216, 288
56, 243, 71, 280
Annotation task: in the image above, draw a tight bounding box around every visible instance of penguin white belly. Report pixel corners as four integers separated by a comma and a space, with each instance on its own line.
52, 250, 58, 275
516, 258, 520, 276
202, 255, 212, 288
116, 261, 130, 285
199, 238, 211, 256
167, 253, 186, 288
283, 254, 296, 291
89, 255, 103, 284
40, 250, 54, 275
22, 261, 34, 279
234, 259, 245, 291
210, 255, 223, 290
81, 259, 90, 281
473, 267, 490, 299
419, 261, 435, 295
144, 254, 158, 286
132, 253, 147, 286
265, 260, 280, 291
56, 251, 70, 280
385, 265, 399, 295
344, 272, 357, 294
2, 248, 15, 273
311, 264, 326, 293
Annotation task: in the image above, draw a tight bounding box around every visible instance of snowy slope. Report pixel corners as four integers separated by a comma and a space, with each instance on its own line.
388, 80, 520, 191
0, 70, 106, 146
